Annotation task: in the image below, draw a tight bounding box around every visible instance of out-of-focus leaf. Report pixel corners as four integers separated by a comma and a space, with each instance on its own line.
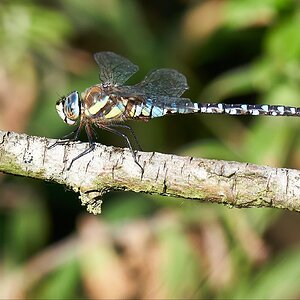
224, 0, 292, 28
157, 220, 202, 299
31, 261, 80, 299
232, 248, 300, 299
251, 57, 279, 92
0, 59, 37, 132
265, 16, 300, 62
187, 115, 250, 163
78, 217, 135, 299
200, 65, 255, 99
0, 3, 71, 67
103, 193, 157, 222
242, 208, 281, 234
5, 192, 49, 264
0, 3, 72, 133
243, 117, 293, 165
181, 0, 225, 43
59, 0, 156, 66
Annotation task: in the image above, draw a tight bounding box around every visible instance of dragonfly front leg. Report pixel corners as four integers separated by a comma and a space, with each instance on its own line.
48, 125, 83, 149
66, 125, 95, 170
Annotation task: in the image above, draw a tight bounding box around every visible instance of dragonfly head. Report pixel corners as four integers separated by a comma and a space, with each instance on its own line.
56, 91, 81, 125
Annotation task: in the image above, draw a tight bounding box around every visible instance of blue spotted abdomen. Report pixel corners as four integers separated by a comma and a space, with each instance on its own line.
194, 103, 300, 117
131, 97, 196, 119
132, 99, 300, 119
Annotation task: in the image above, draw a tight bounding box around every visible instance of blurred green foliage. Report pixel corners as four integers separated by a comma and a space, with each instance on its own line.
1, 0, 300, 298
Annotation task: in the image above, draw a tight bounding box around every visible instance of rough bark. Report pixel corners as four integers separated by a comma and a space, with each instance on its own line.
0, 130, 299, 214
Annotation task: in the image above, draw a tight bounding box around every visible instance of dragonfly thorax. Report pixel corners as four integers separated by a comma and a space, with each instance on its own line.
56, 91, 81, 125
81, 85, 117, 120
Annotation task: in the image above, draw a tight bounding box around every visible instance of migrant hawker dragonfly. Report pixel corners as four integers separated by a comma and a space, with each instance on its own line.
52, 51, 300, 170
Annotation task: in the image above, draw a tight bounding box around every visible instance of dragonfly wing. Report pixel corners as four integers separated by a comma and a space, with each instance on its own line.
107, 86, 192, 108
134, 68, 189, 97
108, 85, 146, 101
94, 52, 139, 85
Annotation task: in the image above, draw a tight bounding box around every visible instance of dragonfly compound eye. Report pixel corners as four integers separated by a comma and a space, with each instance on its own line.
56, 91, 81, 125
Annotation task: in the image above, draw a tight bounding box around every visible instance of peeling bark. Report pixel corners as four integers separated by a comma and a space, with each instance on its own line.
0, 130, 300, 214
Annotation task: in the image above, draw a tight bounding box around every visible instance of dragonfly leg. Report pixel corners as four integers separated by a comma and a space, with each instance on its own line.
66, 125, 95, 170
90, 126, 99, 141
66, 143, 95, 170
48, 125, 82, 149
103, 125, 144, 171
108, 124, 143, 151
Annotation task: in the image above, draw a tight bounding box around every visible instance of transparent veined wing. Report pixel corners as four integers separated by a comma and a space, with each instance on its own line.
94, 52, 139, 85
107, 69, 189, 101
134, 68, 189, 97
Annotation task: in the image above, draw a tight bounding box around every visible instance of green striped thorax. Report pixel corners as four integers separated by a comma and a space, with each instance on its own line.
56, 91, 81, 125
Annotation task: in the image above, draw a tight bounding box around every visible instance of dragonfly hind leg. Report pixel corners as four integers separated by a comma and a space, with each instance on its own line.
102, 125, 144, 172
108, 124, 143, 151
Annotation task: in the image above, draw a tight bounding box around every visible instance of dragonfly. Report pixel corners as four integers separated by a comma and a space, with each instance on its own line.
51, 51, 300, 170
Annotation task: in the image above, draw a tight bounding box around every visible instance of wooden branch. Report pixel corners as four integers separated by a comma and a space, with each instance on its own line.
0, 130, 299, 214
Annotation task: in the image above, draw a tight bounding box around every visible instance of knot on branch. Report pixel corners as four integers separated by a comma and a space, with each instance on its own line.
79, 189, 107, 215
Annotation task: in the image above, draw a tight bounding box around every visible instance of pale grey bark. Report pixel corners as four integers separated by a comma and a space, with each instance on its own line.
0, 130, 300, 214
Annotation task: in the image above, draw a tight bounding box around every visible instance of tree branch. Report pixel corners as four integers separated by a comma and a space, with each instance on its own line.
0, 130, 299, 214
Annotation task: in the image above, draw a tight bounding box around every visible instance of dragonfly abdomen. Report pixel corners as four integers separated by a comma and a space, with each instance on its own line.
133, 101, 300, 119
194, 103, 300, 117
130, 97, 196, 119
